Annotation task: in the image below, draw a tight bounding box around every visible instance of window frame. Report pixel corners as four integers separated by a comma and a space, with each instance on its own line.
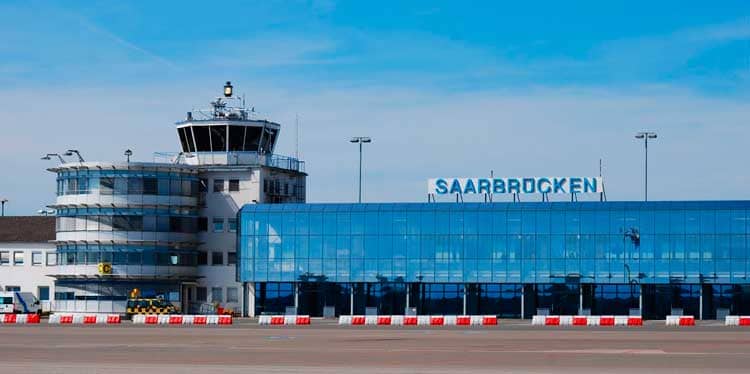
211, 287, 223, 303
211, 251, 224, 266
228, 179, 240, 192
213, 179, 225, 193
31, 251, 43, 266
46, 252, 57, 266
226, 287, 239, 303
213, 217, 225, 233
13, 251, 24, 266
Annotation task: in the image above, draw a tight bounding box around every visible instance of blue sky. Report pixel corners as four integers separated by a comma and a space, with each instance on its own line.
1, 1, 749, 214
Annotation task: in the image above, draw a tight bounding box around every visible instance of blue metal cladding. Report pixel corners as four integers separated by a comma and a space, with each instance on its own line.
237, 202, 750, 285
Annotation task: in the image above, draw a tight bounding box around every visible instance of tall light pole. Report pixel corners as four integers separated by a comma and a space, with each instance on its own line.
64, 149, 85, 162
350, 137, 372, 203
40, 153, 66, 163
635, 131, 657, 201
1, 199, 7, 217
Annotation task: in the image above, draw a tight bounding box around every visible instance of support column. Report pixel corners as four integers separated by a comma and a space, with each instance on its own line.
246, 283, 256, 317
639, 284, 643, 317
294, 283, 299, 313
699, 285, 703, 320
350, 283, 354, 315
578, 285, 583, 315
520, 285, 525, 319
405, 284, 410, 315
462, 284, 467, 315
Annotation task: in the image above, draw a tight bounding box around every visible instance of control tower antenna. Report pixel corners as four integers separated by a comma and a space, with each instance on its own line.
295, 114, 300, 160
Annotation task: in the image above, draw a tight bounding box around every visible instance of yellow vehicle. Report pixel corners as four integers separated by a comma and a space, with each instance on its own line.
126, 289, 177, 315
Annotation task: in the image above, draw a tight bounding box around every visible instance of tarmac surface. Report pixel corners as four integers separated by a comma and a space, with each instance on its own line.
1, 319, 750, 373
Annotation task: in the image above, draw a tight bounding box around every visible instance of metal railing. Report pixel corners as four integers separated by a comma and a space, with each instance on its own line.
153, 152, 305, 173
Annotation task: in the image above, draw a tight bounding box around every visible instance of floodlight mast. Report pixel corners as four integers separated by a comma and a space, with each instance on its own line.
350, 137, 372, 203
635, 131, 657, 201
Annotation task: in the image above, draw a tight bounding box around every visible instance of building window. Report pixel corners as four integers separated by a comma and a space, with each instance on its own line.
196, 287, 207, 302
229, 179, 240, 192
197, 252, 208, 266
211, 287, 223, 303
213, 218, 225, 232
5, 286, 20, 292
226, 287, 238, 303
13, 251, 24, 266
38, 286, 50, 301
227, 252, 237, 265
0, 251, 8, 265
198, 217, 208, 231
228, 218, 237, 233
31, 252, 43, 266
46, 252, 57, 266
213, 179, 225, 192
212, 251, 224, 266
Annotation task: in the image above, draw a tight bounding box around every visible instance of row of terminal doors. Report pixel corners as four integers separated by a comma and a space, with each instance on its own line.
253, 282, 750, 319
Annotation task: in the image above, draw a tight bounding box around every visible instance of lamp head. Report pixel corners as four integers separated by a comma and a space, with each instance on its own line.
223, 81, 233, 98
124, 149, 133, 157
41, 155, 51, 160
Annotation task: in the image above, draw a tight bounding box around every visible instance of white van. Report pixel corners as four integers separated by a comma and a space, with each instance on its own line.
0, 292, 41, 314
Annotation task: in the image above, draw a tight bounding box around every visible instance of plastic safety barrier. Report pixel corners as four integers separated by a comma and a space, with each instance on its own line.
532, 315, 642, 327
131, 314, 232, 326
725, 316, 750, 326
258, 315, 310, 326
48, 314, 120, 325
0, 314, 41, 324
666, 315, 695, 326
337, 315, 498, 327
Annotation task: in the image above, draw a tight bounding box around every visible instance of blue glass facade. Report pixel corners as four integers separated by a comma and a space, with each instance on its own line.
51, 163, 201, 313
238, 202, 750, 319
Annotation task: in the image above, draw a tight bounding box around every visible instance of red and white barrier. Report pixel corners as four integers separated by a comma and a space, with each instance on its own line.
337, 315, 498, 326
48, 313, 121, 324
0, 314, 41, 324
132, 314, 232, 325
725, 316, 750, 326
258, 315, 311, 325
666, 315, 695, 326
532, 315, 642, 326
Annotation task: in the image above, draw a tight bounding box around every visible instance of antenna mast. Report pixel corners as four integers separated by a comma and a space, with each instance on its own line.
295, 114, 300, 159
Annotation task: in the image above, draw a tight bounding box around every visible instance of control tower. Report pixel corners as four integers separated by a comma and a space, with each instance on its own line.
172, 82, 306, 315
48, 82, 306, 316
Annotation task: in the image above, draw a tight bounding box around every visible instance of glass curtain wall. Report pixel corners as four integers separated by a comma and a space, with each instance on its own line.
239, 202, 750, 318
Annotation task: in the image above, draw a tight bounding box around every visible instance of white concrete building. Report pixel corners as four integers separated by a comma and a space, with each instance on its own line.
0, 216, 57, 311
43, 82, 305, 315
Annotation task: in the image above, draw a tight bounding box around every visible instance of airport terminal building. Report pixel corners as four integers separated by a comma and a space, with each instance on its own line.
238, 201, 750, 320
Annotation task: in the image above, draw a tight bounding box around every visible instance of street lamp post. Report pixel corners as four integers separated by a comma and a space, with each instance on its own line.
1, 199, 7, 216
41, 153, 66, 163
350, 137, 372, 203
635, 131, 657, 201
64, 149, 85, 162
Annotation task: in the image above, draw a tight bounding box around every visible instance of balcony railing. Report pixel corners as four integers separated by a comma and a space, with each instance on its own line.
153, 152, 305, 173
